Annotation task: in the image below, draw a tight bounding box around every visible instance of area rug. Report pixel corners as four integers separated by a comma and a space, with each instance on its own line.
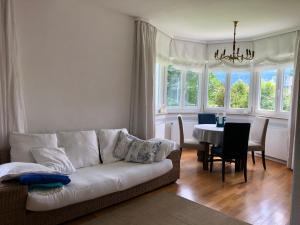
78, 192, 251, 225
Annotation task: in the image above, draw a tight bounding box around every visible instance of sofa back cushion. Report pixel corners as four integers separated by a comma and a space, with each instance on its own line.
98, 128, 128, 164
57, 130, 100, 168
9, 133, 58, 162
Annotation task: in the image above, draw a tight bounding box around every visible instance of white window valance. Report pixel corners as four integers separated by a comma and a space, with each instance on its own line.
156, 31, 171, 65
253, 32, 296, 64
156, 30, 297, 67
169, 39, 207, 68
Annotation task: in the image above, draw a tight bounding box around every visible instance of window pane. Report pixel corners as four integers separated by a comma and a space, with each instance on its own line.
230, 71, 250, 109
155, 63, 162, 112
185, 71, 199, 106
167, 65, 181, 107
282, 67, 294, 111
207, 71, 226, 107
260, 69, 277, 111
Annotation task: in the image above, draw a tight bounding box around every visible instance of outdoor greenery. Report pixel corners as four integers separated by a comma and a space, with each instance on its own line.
230, 80, 249, 108
185, 71, 199, 106
282, 69, 294, 111
260, 80, 276, 110
207, 72, 225, 107
167, 65, 181, 106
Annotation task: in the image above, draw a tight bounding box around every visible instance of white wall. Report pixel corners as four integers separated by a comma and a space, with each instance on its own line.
14, 0, 134, 132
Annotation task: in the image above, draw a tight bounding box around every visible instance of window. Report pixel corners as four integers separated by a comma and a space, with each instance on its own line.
207, 71, 226, 108
230, 71, 250, 109
185, 71, 199, 107
281, 67, 294, 112
167, 65, 181, 107
259, 69, 277, 111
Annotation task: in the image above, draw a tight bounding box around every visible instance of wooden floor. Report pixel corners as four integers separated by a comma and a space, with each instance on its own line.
161, 149, 293, 225
67, 149, 292, 225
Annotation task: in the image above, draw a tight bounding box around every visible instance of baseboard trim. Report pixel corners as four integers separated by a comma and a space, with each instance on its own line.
249, 152, 287, 165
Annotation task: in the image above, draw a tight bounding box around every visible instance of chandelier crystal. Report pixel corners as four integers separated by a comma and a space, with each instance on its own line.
214, 21, 255, 64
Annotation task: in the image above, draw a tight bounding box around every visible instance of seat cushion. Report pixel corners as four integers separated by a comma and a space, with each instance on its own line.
57, 130, 100, 169
248, 141, 263, 151
211, 146, 223, 156
26, 159, 173, 211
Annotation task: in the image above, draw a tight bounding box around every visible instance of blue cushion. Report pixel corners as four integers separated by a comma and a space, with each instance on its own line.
19, 173, 71, 185
211, 146, 223, 156
29, 182, 64, 191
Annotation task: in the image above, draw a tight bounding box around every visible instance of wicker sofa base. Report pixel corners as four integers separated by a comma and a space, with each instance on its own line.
0, 150, 181, 225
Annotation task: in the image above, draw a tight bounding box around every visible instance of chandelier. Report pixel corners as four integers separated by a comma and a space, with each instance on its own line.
214, 21, 255, 64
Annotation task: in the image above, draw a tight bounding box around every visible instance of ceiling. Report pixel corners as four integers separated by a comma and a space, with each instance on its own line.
97, 0, 300, 41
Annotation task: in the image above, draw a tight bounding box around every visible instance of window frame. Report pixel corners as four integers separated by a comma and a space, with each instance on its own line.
204, 67, 252, 114
166, 66, 202, 113
254, 63, 294, 118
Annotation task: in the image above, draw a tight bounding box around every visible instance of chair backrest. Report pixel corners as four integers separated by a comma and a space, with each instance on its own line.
250, 117, 269, 147
198, 113, 216, 124
177, 115, 184, 146
223, 123, 251, 159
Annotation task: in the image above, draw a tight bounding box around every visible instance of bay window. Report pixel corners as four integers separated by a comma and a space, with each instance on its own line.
155, 63, 294, 118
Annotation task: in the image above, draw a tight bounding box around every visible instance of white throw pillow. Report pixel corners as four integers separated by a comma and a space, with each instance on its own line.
57, 130, 100, 169
149, 138, 178, 162
9, 132, 58, 163
98, 128, 128, 164
31, 147, 76, 174
0, 162, 55, 182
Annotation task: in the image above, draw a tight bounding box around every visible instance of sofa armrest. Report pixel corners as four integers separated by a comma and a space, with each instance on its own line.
0, 181, 27, 213
167, 149, 181, 179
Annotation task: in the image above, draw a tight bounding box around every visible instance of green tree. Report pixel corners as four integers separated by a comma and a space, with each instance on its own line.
260, 81, 276, 110
185, 71, 198, 106
208, 72, 225, 107
230, 80, 249, 108
167, 65, 181, 106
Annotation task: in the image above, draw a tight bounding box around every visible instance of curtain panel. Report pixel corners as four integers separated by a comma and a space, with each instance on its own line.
287, 31, 300, 169
129, 20, 157, 139
0, 0, 26, 153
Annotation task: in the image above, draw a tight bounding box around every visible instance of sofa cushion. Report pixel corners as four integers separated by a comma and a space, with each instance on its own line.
124, 140, 161, 164
9, 132, 58, 162
31, 147, 76, 174
113, 131, 140, 160
98, 128, 128, 164
57, 130, 100, 169
26, 159, 173, 211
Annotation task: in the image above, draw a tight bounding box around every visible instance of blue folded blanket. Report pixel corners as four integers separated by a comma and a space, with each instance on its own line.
29, 182, 64, 191
19, 173, 71, 185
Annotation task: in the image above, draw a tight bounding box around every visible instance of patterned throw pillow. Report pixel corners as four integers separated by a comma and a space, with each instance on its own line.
125, 140, 162, 164
113, 131, 139, 160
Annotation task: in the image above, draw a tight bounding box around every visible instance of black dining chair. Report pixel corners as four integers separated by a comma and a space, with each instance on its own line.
209, 123, 251, 182
198, 113, 216, 124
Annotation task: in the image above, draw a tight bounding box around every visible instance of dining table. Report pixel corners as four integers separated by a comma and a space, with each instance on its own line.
193, 124, 224, 170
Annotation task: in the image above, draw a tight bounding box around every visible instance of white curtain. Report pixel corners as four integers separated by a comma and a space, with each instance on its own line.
129, 20, 157, 139
0, 0, 26, 152
287, 31, 300, 169
290, 31, 300, 225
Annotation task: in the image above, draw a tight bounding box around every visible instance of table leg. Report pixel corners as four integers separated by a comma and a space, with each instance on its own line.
197, 142, 209, 170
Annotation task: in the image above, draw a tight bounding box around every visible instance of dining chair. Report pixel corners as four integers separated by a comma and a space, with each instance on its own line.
198, 113, 216, 124
210, 123, 251, 182
248, 117, 269, 170
178, 115, 207, 169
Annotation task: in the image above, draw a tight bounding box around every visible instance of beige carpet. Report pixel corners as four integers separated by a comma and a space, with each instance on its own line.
77, 192, 251, 225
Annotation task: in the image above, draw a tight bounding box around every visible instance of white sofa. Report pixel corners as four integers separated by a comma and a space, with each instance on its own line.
0, 129, 181, 225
